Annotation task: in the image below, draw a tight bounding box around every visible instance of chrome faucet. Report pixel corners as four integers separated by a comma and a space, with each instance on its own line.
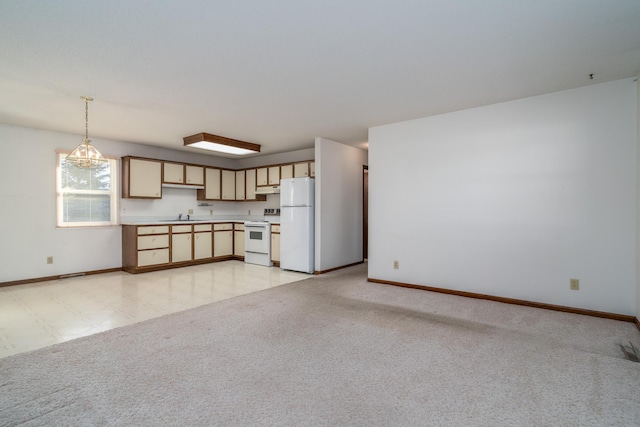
178, 213, 183, 221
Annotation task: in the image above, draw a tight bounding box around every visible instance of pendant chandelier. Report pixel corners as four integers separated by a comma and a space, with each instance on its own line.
65, 96, 107, 168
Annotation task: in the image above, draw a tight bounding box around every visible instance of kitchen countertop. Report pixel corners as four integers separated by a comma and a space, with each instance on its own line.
121, 217, 280, 225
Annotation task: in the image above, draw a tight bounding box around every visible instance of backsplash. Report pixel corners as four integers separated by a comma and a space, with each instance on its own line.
120, 186, 281, 221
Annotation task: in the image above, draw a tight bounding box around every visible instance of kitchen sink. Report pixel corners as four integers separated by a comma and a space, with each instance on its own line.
158, 219, 198, 222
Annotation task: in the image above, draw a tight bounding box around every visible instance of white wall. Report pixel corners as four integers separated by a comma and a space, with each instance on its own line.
637, 74, 640, 320
0, 124, 296, 282
369, 78, 637, 316
314, 137, 368, 272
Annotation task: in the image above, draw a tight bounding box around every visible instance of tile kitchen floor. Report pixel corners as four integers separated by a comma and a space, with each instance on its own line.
0, 261, 310, 358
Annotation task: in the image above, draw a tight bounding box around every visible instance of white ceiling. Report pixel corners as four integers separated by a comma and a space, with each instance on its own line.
1, 1, 639, 158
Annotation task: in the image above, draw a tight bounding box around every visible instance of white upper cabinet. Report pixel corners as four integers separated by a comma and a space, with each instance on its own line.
163, 162, 184, 184
294, 162, 309, 177
164, 163, 204, 186
221, 170, 236, 200
203, 168, 221, 200
185, 165, 204, 185
245, 169, 257, 200
123, 157, 162, 199
124, 156, 314, 200
268, 166, 280, 185
280, 164, 293, 180
256, 167, 268, 186
235, 170, 246, 200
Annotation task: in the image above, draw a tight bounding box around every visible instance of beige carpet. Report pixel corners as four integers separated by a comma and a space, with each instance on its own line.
1, 264, 639, 426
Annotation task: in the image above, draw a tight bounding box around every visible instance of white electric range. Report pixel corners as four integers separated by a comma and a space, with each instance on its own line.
244, 220, 272, 267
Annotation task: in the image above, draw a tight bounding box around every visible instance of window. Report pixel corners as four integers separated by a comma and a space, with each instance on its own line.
56, 153, 119, 227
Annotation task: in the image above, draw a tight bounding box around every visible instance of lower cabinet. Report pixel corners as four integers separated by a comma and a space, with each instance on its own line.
271, 224, 280, 265
171, 225, 192, 263
213, 223, 234, 258
122, 221, 279, 273
234, 223, 245, 258
123, 225, 170, 272
138, 248, 170, 267
194, 224, 212, 260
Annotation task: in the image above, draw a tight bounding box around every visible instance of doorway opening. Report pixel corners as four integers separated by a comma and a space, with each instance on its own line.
363, 165, 368, 260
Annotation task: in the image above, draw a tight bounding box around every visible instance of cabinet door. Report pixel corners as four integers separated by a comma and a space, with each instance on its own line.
245, 169, 256, 200
126, 158, 162, 198
163, 162, 184, 184
137, 234, 169, 250
171, 233, 192, 263
214, 230, 233, 257
204, 168, 221, 200
194, 232, 212, 259
268, 166, 280, 185
138, 249, 169, 267
309, 162, 315, 177
271, 233, 280, 262
186, 165, 204, 185
214, 223, 233, 231
137, 225, 169, 235
294, 162, 309, 177
234, 231, 245, 256
280, 164, 293, 181
235, 170, 246, 200
256, 168, 268, 186
221, 170, 236, 200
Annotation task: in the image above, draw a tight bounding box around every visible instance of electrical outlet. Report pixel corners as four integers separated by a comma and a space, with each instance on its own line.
248, 210, 251, 215
209, 209, 213, 215
188, 209, 194, 215
570, 278, 579, 290
47, 256, 53, 264
393, 260, 399, 269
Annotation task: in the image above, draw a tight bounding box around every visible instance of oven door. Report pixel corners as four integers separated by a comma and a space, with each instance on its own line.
245, 226, 269, 254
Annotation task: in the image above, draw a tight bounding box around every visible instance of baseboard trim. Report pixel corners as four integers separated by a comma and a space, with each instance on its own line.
314, 261, 364, 275
0, 268, 123, 288
368, 277, 637, 324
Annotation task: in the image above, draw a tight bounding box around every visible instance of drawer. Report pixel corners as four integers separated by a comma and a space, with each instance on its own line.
172, 224, 192, 233
234, 223, 245, 231
138, 234, 169, 250
213, 223, 233, 231
194, 224, 212, 232
137, 225, 169, 235
138, 248, 169, 267
271, 224, 280, 233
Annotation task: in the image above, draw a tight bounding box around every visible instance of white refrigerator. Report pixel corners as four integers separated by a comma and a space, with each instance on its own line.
280, 177, 314, 274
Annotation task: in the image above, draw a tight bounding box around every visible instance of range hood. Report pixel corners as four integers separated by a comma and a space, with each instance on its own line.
255, 186, 280, 194
162, 183, 205, 190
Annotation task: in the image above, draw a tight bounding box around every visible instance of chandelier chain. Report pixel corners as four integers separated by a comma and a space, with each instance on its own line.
82, 96, 93, 141
85, 98, 88, 140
